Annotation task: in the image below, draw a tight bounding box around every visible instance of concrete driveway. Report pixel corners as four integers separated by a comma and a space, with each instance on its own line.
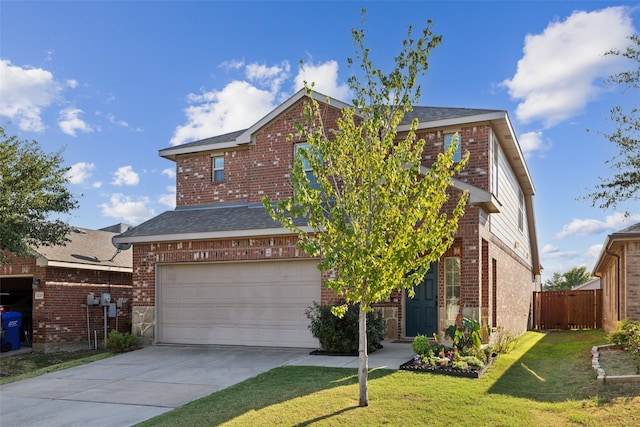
0, 342, 412, 427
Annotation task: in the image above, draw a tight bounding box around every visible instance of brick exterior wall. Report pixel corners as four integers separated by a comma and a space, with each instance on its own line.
626, 242, 640, 323
1, 255, 132, 352
131, 99, 536, 344
600, 251, 620, 332
600, 241, 640, 332
176, 100, 343, 207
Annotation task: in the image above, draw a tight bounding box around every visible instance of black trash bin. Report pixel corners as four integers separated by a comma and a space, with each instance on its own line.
1, 311, 22, 352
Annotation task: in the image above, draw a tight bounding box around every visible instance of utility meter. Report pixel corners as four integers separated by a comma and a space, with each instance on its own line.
100, 293, 111, 306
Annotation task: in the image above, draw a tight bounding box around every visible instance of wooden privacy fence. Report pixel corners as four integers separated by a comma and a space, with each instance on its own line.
533, 289, 602, 330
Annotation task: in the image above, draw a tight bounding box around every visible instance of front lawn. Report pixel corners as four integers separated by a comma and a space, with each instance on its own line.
137, 330, 639, 426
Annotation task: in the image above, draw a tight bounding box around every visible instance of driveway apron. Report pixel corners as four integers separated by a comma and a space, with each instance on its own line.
0, 342, 411, 427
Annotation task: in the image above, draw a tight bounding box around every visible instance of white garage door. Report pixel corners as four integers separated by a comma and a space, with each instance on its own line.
158, 260, 320, 348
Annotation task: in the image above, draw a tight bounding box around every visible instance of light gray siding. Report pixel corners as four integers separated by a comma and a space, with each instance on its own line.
490, 131, 533, 266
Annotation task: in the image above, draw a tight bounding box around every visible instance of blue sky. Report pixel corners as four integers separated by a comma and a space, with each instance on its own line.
1, 1, 638, 282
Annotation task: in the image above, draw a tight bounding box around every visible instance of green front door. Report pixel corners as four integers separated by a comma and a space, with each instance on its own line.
405, 263, 438, 337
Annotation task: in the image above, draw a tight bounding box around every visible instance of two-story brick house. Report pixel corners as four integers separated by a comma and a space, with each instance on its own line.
115, 89, 540, 348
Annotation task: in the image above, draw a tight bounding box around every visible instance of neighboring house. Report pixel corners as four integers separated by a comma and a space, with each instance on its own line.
115, 89, 540, 348
572, 277, 601, 291
593, 222, 640, 331
0, 225, 133, 352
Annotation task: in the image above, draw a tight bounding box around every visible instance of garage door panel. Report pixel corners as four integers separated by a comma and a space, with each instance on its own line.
158, 260, 320, 348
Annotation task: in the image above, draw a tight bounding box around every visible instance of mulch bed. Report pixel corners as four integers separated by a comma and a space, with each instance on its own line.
399, 355, 497, 378
309, 343, 383, 356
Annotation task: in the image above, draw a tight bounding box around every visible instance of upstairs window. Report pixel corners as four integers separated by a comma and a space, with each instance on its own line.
518, 189, 525, 232
212, 156, 224, 182
295, 143, 319, 189
444, 133, 462, 162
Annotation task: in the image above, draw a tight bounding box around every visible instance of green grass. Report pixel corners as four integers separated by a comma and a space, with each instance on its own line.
0, 350, 113, 385
136, 330, 640, 427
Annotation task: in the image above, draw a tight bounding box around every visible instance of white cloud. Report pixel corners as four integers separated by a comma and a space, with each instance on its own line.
246, 61, 290, 93
220, 59, 245, 71
519, 131, 551, 158
294, 60, 350, 100
99, 193, 155, 224
555, 212, 640, 238
171, 80, 277, 146
158, 186, 176, 208
58, 107, 93, 136
0, 59, 62, 132
66, 79, 78, 89
66, 162, 96, 185
162, 168, 176, 179
586, 244, 603, 260
502, 7, 634, 127
111, 165, 140, 186
541, 243, 577, 259
170, 59, 349, 146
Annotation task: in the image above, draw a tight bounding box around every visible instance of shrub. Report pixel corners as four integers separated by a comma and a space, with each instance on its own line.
493, 326, 518, 354
608, 319, 640, 373
305, 301, 385, 353
106, 330, 138, 353
412, 335, 430, 355
462, 355, 484, 369
461, 345, 487, 363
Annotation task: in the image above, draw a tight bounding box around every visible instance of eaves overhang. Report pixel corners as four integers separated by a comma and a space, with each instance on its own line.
592, 229, 640, 276
35, 255, 132, 273
113, 226, 315, 245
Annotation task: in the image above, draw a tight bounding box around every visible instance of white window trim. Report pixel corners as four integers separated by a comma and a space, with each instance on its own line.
212, 156, 224, 182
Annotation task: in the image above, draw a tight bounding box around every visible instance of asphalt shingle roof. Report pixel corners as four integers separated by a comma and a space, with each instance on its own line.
36, 227, 132, 269
119, 204, 307, 238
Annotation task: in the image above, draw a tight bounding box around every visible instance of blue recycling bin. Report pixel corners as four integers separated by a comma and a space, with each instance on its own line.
1, 311, 22, 352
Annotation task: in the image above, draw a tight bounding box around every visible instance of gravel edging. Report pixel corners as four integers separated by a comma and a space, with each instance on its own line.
592, 344, 640, 384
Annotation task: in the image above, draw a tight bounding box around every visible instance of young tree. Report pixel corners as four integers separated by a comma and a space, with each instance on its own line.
0, 127, 78, 261
263, 14, 468, 406
543, 266, 592, 291
586, 35, 640, 211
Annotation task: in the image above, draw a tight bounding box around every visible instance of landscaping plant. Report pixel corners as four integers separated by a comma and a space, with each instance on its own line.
444, 316, 487, 351
306, 301, 385, 354
608, 319, 640, 373
106, 330, 139, 353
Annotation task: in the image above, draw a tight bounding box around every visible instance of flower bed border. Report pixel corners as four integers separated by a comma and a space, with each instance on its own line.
399, 355, 496, 378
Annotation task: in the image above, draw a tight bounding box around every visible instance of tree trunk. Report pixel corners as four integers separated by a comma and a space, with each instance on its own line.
358, 307, 369, 407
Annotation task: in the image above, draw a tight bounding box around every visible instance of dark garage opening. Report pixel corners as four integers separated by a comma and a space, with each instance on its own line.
0, 277, 33, 346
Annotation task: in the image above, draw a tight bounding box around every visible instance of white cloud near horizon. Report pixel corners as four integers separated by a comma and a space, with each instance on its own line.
66, 162, 96, 185
58, 107, 93, 136
111, 165, 140, 186
158, 185, 176, 208
502, 6, 634, 127
555, 212, 640, 239
0, 59, 62, 132
170, 59, 350, 146
99, 193, 155, 224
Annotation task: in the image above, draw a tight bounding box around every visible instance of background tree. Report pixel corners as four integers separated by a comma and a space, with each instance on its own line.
264, 13, 468, 407
0, 126, 78, 261
586, 35, 639, 211
543, 266, 592, 291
